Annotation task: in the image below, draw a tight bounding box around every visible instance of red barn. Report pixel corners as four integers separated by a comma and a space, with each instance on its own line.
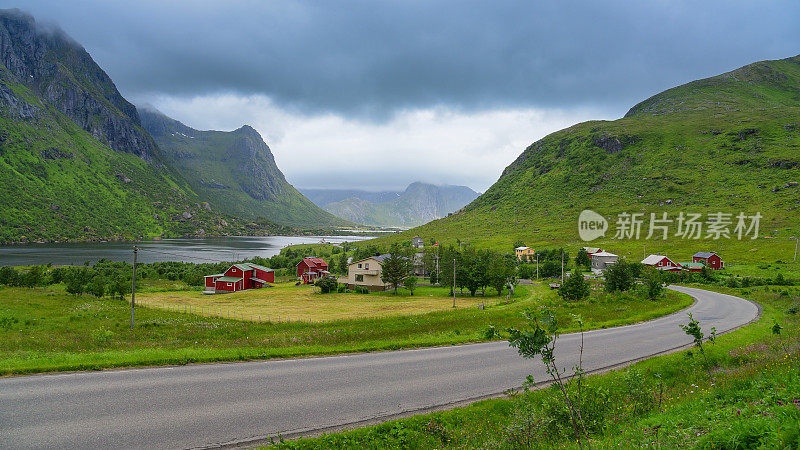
297, 257, 329, 283
641, 254, 683, 272
693, 252, 724, 270
204, 263, 275, 293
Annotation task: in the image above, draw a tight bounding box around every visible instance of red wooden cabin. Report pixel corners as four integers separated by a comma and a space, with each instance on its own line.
204, 263, 275, 293
296, 257, 329, 283
692, 252, 724, 270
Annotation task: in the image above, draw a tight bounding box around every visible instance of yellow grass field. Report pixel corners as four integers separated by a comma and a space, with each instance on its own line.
137, 283, 511, 323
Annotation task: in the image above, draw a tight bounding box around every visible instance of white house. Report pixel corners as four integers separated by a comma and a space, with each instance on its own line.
641, 254, 682, 272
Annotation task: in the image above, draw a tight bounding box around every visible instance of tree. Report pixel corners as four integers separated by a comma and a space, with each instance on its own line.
338, 251, 348, 276
381, 252, 412, 294
605, 259, 634, 292
109, 276, 131, 300
575, 248, 591, 269
86, 276, 107, 298
559, 267, 590, 301
403, 275, 418, 295
487, 253, 516, 296
508, 309, 591, 448
65, 268, 92, 295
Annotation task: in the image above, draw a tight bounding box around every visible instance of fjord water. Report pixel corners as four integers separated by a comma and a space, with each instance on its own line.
0, 235, 375, 266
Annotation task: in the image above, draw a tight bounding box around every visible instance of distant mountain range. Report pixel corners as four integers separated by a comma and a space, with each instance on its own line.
302, 182, 479, 227
0, 9, 345, 242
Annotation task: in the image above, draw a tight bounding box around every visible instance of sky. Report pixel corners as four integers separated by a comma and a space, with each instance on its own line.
6, 1, 800, 191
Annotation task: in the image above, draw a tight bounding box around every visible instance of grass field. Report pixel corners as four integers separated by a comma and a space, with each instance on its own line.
138, 284, 500, 322
270, 285, 800, 449
0, 283, 691, 375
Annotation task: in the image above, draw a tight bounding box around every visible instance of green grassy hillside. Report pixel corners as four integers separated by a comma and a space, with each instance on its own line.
139, 108, 351, 229
0, 76, 291, 242
365, 55, 800, 264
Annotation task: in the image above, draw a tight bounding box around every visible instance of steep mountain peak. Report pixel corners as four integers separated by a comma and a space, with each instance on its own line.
139, 107, 348, 227
0, 9, 162, 162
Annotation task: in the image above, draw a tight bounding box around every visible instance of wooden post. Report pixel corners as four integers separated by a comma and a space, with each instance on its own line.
130, 246, 138, 329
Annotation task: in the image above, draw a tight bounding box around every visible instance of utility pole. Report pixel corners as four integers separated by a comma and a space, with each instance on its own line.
561, 250, 564, 281
536, 254, 539, 279
435, 245, 440, 284
791, 237, 799, 262
452, 258, 456, 308
131, 245, 138, 329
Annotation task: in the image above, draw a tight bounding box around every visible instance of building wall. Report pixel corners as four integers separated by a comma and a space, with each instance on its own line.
345, 258, 388, 290
254, 269, 275, 283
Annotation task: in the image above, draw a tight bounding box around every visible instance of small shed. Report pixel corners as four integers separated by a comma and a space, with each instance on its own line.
591, 251, 618, 272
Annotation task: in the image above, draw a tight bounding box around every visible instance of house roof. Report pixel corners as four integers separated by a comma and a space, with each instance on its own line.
350, 253, 406, 266
592, 251, 617, 257
642, 254, 671, 265
515, 246, 531, 250
216, 276, 242, 283
682, 262, 705, 268
251, 277, 270, 284
204, 273, 224, 278
583, 247, 602, 254
301, 257, 327, 268
245, 263, 274, 272
231, 263, 252, 272
693, 251, 717, 259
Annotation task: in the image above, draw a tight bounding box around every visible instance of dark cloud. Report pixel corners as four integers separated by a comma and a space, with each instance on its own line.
4, 0, 800, 119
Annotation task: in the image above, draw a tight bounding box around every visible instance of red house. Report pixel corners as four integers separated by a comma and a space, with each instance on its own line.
204, 263, 275, 293
641, 254, 683, 272
297, 257, 329, 284
693, 252, 724, 270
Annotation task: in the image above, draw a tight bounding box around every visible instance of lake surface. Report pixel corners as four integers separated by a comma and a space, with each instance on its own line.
0, 235, 376, 266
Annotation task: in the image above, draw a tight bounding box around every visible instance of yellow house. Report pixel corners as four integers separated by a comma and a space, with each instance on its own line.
340, 254, 391, 291
515, 246, 535, 261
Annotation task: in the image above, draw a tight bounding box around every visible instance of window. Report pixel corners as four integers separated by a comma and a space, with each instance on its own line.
365, 263, 369, 269
227, 282, 232, 286
355, 274, 364, 282
232, 268, 237, 272
358, 263, 362, 269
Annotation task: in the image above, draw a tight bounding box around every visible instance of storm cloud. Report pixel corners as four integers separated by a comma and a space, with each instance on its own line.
4, 1, 800, 190
10, 0, 800, 118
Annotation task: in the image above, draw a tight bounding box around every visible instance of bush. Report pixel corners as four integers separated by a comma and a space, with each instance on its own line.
0, 266, 20, 286
315, 277, 338, 294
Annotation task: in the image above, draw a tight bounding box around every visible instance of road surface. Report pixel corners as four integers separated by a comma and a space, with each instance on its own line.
0, 286, 758, 449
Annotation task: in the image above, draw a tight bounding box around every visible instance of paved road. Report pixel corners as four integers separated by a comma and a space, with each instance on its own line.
1, 286, 758, 449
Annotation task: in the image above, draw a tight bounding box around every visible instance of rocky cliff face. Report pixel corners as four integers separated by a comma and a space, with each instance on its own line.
139, 107, 349, 227
0, 9, 161, 162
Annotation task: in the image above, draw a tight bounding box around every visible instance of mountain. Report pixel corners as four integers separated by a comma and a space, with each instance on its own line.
301, 188, 400, 207
319, 182, 479, 227
368, 54, 800, 261
0, 9, 292, 242
139, 107, 350, 228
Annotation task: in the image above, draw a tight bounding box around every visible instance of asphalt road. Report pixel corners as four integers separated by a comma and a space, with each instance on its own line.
0, 286, 759, 449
